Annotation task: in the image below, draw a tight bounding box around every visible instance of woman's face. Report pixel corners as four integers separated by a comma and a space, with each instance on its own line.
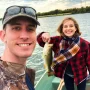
62, 19, 76, 38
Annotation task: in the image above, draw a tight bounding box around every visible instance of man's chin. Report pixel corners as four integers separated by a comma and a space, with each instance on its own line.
18, 53, 32, 58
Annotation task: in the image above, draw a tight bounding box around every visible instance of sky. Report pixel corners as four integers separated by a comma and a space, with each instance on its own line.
0, 0, 90, 18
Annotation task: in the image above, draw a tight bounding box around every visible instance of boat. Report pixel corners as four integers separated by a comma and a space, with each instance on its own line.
35, 71, 90, 90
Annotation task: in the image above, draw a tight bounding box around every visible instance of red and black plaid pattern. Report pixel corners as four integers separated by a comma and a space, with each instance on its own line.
54, 36, 80, 64
37, 33, 90, 85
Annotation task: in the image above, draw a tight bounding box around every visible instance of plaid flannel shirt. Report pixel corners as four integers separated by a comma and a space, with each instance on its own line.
37, 32, 90, 85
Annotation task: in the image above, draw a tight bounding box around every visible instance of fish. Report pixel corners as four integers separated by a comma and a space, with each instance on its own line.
42, 42, 54, 76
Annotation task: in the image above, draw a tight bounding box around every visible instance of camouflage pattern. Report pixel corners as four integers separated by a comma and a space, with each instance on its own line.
0, 60, 35, 90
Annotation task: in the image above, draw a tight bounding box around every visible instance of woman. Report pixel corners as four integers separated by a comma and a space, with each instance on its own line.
37, 17, 90, 90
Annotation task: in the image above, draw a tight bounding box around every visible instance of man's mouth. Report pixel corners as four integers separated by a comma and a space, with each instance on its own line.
18, 43, 31, 47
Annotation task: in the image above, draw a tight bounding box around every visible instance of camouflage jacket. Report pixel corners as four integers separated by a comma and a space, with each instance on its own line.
0, 60, 35, 90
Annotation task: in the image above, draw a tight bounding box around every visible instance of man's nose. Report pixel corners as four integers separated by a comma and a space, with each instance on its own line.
20, 29, 29, 39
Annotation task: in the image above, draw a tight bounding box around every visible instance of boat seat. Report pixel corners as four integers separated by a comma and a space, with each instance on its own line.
52, 77, 60, 89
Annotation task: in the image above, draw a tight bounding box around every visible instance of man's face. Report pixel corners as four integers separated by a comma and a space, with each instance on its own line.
2, 18, 37, 59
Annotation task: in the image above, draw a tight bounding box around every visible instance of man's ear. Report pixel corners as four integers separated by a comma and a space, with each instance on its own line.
0, 30, 6, 42
0, 30, 2, 38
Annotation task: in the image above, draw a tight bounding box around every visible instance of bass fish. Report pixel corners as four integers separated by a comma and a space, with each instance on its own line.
42, 42, 54, 76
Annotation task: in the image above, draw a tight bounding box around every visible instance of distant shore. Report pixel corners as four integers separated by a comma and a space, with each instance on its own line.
0, 13, 71, 20
38, 13, 71, 18
0, 12, 87, 20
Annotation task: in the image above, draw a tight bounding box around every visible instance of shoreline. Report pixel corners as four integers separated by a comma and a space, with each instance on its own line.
38, 13, 71, 18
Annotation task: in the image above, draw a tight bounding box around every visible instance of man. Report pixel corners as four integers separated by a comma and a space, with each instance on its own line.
0, 5, 40, 90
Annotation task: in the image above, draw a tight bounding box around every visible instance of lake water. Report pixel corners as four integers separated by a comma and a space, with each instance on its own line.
0, 13, 90, 84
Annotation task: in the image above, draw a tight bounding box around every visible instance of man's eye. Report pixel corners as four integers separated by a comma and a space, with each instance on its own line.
12, 27, 20, 31
27, 27, 35, 31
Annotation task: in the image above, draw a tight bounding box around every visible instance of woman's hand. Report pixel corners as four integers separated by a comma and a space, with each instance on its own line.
42, 32, 50, 43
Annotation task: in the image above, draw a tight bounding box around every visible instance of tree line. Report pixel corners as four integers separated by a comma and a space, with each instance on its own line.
0, 6, 90, 20
37, 6, 90, 17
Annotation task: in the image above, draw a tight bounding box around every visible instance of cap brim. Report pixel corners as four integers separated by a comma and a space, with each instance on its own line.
3, 14, 40, 26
